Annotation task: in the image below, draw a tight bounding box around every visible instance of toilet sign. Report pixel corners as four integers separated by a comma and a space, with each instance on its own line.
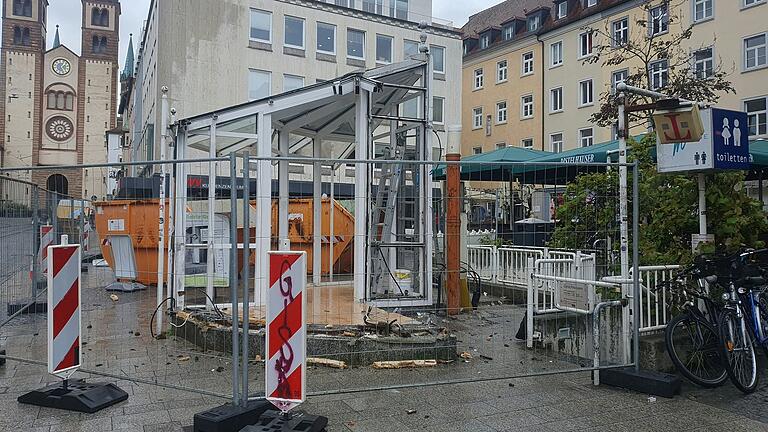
266, 251, 307, 413
657, 108, 750, 173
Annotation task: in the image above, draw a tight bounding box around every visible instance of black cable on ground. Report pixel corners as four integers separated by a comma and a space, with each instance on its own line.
378, 247, 405, 295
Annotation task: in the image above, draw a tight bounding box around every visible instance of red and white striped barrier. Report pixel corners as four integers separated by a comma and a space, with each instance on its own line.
47, 240, 82, 378
266, 251, 307, 412
31, 226, 54, 280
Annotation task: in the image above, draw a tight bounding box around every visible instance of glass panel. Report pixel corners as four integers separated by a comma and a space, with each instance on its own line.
317, 22, 335, 53
250, 9, 271, 42
347, 29, 365, 58
284, 16, 304, 48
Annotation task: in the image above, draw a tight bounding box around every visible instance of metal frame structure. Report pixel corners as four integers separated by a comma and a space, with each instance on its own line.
167, 45, 436, 310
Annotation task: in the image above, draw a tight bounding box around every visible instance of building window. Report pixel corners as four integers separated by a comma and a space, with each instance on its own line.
480, 34, 490, 49
473, 147, 483, 155
433, 97, 444, 124
404, 40, 419, 57
744, 0, 766, 6
551, 133, 564, 152
551, 41, 563, 67
528, 15, 540, 32
431, 45, 445, 73
472, 107, 483, 129
556, 1, 567, 19
503, 25, 514, 40
497, 60, 508, 83
579, 31, 594, 58
391, 0, 408, 20
649, 4, 668, 36
347, 29, 365, 59
580, 128, 594, 147
694, 48, 714, 78
650, 59, 669, 89
744, 34, 767, 70
694, 0, 713, 22
550, 87, 564, 113
522, 138, 534, 148
283, 74, 304, 92
248, 69, 271, 100
521, 95, 534, 119
13, 0, 32, 17
317, 22, 336, 54
579, 79, 594, 106
496, 143, 507, 150
474, 68, 484, 90
497, 101, 508, 124
587, 0, 598, 6
250, 9, 271, 43
613, 18, 628, 47
13, 27, 31, 46
376, 34, 393, 63
612, 69, 628, 92
284, 16, 305, 49
745, 97, 767, 136
92, 7, 109, 27
522, 52, 534, 75
362, 0, 376, 13
92, 36, 107, 54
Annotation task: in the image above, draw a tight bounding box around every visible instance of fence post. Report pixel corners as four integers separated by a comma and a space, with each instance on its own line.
241, 151, 250, 407
229, 151, 240, 406
31, 186, 40, 299
526, 256, 534, 348
632, 161, 641, 372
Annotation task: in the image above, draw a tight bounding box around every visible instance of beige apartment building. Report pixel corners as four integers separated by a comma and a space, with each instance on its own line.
462, 0, 768, 158
123, 0, 462, 180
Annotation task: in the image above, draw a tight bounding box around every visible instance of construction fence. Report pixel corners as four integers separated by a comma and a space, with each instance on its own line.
0, 156, 650, 406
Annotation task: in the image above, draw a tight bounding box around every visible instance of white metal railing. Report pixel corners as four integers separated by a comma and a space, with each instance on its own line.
602, 265, 681, 333
466, 246, 496, 282
497, 247, 545, 286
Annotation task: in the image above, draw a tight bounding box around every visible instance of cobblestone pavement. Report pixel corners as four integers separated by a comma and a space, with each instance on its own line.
1, 266, 768, 431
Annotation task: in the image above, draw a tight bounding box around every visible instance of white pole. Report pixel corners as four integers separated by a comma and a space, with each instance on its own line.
166, 108, 176, 305
278, 131, 290, 250
206, 117, 217, 310
617, 91, 631, 364
255, 113, 273, 308
698, 173, 707, 235
329, 163, 335, 282
157, 87, 169, 334
354, 83, 370, 302
313, 138, 322, 286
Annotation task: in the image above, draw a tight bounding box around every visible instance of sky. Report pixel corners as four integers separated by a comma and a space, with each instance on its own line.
37, 0, 497, 74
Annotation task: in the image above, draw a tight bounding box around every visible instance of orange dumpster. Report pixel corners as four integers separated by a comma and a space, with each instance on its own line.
270, 198, 354, 275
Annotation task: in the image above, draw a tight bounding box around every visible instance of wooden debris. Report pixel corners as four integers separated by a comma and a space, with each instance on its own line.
459, 351, 473, 360
177, 356, 190, 362
341, 331, 356, 337
308, 357, 348, 369
371, 360, 437, 369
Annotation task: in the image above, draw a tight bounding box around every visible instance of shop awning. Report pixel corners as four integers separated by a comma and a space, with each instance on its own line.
432, 146, 549, 180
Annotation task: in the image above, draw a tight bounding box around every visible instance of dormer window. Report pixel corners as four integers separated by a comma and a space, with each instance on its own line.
503, 25, 514, 40
556, 2, 568, 19
527, 16, 540, 32
13, 0, 32, 17
92, 7, 109, 27
480, 34, 490, 49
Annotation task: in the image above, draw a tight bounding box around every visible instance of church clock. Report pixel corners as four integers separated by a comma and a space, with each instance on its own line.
52, 58, 71, 76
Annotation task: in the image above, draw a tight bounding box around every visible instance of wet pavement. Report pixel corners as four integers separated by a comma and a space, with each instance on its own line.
1, 265, 768, 431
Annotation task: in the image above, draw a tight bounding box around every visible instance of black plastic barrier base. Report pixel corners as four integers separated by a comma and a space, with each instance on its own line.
601, 366, 681, 398
194, 401, 276, 432
239, 411, 328, 432
18, 379, 128, 413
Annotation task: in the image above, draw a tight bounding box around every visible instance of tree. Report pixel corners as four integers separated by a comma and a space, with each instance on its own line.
549, 136, 768, 268
582, 0, 735, 130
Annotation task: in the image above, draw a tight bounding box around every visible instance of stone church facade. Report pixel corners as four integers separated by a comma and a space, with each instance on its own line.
0, 0, 120, 200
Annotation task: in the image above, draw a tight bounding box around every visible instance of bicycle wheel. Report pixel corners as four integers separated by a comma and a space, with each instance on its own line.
758, 295, 768, 357
665, 312, 727, 387
717, 308, 759, 394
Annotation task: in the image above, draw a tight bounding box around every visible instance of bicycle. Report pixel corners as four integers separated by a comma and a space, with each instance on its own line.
659, 257, 727, 388
716, 249, 768, 394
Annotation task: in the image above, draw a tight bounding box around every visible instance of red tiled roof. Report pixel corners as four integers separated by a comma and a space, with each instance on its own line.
461, 0, 548, 39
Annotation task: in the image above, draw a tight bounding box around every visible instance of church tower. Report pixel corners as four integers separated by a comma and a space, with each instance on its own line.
0, 0, 48, 176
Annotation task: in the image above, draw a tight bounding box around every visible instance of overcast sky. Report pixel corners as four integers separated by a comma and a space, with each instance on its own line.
39, 0, 495, 73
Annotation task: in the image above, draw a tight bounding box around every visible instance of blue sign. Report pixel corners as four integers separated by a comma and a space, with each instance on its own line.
711, 108, 750, 170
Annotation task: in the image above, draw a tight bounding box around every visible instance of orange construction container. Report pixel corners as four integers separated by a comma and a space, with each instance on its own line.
93, 199, 170, 285
270, 198, 355, 275
94, 198, 354, 285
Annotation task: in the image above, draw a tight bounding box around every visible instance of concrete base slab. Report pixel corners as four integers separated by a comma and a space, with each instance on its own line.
105, 281, 147, 292
600, 366, 681, 398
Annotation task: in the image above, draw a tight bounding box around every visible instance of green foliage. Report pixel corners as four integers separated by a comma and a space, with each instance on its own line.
550, 136, 768, 266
